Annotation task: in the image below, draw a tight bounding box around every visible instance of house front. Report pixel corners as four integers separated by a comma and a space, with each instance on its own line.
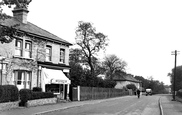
0, 3, 72, 99
113, 74, 141, 90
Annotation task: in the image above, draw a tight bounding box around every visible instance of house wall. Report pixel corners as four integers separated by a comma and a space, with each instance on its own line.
0, 35, 70, 90
46, 41, 69, 65
115, 81, 140, 89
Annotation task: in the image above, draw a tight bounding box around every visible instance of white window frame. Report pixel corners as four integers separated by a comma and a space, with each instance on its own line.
60, 48, 65, 63
24, 40, 32, 58
15, 39, 23, 57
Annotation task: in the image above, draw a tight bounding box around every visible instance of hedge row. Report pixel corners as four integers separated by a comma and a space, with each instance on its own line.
19, 89, 55, 104
177, 90, 182, 98
0, 85, 19, 103
0, 85, 55, 104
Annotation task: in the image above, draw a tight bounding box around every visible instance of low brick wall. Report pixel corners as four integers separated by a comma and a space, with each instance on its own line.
0, 101, 19, 111
27, 98, 57, 107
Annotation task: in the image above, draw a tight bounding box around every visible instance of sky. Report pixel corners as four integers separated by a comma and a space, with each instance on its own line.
2, 0, 182, 85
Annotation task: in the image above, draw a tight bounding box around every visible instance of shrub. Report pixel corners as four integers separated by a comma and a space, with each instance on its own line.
177, 89, 182, 98
19, 89, 32, 106
32, 87, 42, 92
126, 84, 137, 91
19, 89, 55, 106
0, 85, 19, 103
31, 92, 54, 100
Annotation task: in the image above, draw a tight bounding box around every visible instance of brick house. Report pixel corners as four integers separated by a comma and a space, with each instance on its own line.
0, 6, 72, 99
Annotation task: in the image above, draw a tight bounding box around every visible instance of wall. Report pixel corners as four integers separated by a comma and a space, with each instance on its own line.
46, 41, 69, 65
115, 81, 140, 89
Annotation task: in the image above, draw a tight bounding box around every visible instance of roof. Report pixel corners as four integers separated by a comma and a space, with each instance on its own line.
0, 17, 72, 45
113, 74, 141, 83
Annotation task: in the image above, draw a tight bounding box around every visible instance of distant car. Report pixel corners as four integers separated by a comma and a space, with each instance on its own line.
146, 89, 152, 96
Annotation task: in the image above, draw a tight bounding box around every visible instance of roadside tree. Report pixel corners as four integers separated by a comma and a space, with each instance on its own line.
75, 21, 108, 78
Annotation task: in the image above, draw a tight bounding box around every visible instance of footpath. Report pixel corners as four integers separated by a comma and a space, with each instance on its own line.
0, 96, 128, 115
160, 94, 182, 115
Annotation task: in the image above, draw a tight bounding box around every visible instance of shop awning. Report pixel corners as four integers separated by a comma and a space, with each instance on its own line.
42, 68, 71, 84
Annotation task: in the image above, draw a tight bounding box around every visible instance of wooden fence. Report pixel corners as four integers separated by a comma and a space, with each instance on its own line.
71, 86, 129, 101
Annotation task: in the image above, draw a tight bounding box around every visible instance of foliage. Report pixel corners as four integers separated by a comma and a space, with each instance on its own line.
75, 21, 108, 77
0, 85, 19, 103
31, 92, 55, 100
0, 0, 32, 44
32, 87, 42, 92
134, 76, 168, 94
69, 48, 116, 88
126, 84, 137, 91
177, 89, 182, 98
102, 54, 127, 80
19, 89, 55, 106
168, 65, 182, 91
19, 89, 32, 104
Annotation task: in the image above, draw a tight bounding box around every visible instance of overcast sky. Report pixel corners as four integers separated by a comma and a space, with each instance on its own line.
3, 0, 182, 85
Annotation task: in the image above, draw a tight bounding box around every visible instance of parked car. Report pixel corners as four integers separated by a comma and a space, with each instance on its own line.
146, 89, 152, 96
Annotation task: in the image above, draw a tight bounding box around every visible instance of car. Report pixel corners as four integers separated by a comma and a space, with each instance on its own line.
146, 89, 152, 96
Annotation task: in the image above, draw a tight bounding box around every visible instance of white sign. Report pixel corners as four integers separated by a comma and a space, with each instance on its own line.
51, 79, 67, 84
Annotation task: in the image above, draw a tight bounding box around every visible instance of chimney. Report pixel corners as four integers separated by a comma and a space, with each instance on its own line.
12, 8, 29, 24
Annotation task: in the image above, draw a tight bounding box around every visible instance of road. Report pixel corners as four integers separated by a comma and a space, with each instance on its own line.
42, 95, 161, 115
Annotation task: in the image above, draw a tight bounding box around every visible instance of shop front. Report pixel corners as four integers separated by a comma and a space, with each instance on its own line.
41, 68, 71, 100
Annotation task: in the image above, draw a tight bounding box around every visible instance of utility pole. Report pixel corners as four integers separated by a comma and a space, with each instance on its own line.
171, 50, 179, 101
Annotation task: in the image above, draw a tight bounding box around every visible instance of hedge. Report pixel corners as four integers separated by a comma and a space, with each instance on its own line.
177, 90, 182, 98
19, 89, 55, 106
0, 85, 19, 103
32, 87, 42, 92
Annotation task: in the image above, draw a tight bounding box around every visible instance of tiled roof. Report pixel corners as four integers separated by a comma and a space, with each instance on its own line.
0, 18, 72, 45
113, 74, 140, 83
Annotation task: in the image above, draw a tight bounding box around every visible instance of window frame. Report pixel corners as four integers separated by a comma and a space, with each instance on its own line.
15, 39, 23, 57
60, 48, 65, 63
13, 70, 32, 89
24, 40, 32, 58
46, 45, 52, 61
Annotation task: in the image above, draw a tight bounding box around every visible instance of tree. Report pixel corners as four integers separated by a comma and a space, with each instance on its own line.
75, 21, 108, 77
168, 65, 182, 91
0, 0, 32, 43
102, 54, 127, 80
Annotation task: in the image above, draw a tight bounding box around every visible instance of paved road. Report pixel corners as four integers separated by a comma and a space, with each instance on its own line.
42, 95, 161, 115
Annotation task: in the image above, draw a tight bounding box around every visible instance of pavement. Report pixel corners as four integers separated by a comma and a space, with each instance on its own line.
160, 94, 182, 115
0, 96, 128, 115
1, 95, 182, 115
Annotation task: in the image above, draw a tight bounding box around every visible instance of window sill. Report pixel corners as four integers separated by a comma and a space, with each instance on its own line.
58, 62, 65, 64
13, 56, 34, 61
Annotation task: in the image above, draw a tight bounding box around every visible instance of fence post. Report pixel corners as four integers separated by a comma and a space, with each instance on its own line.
77, 86, 80, 101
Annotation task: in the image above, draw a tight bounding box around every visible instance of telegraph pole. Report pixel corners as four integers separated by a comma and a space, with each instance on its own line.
171, 50, 179, 101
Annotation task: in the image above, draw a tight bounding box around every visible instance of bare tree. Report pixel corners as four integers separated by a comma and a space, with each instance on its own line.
75, 21, 108, 77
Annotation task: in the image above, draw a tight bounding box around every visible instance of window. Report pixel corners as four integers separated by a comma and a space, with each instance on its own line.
15, 39, 23, 56
24, 41, 32, 58
46, 45, 52, 61
60, 49, 65, 63
13, 70, 31, 89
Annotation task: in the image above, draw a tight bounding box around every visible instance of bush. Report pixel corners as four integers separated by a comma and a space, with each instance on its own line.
126, 84, 137, 91
177, 89, 182, 98
31, 92, 54, 100
19, 89, 32, 106
32, 87, 42, 92
19, 88, 55, 106
0, 85, 19, 103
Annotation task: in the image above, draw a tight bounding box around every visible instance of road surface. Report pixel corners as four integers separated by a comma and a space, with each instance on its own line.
42, 95, 161, 115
